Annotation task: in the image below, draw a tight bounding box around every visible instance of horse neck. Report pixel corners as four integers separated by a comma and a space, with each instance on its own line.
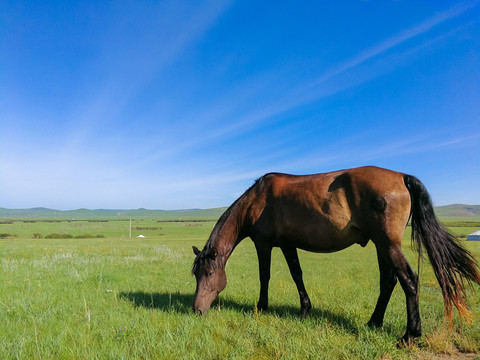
207, 195, 250, 264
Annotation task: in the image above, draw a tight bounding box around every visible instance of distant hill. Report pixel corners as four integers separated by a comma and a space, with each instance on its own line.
433, 204, 480, 218
0, 207, 227, 220
1, 204, 479, 220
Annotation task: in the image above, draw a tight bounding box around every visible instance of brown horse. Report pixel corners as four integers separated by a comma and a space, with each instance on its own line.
192, 166, 480, 341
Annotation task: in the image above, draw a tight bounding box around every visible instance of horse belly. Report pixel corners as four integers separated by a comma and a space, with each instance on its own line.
282, 220, 364, 253
270, 202, 364, 253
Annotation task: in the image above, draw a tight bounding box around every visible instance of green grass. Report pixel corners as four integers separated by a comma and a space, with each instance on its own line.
0, 219, 479, 359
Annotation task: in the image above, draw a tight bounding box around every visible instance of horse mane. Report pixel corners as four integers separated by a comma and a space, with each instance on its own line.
192, 177, 264, 274
209, 176, 264, 243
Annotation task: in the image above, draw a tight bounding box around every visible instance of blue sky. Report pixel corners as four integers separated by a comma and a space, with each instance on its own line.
1, 1, 479, 210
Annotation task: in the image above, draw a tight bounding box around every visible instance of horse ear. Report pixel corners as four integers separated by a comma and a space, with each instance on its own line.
192, 246, 200, 256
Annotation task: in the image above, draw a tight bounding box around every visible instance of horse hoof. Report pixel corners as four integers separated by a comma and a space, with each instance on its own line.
256, 303, 268, 312
300, 306, 311, 319
366, 320, 382, 328
397, 332, 421, 348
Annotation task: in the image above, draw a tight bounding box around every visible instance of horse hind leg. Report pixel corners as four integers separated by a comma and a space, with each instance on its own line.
378, 242, 421, 342
281, 246, 312, 318
367, 246, 398, 328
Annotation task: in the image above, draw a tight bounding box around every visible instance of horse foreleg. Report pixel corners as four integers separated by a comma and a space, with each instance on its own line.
281, 246, 312, 318
367, 248, 397, 328
381, 244, 421, 342
255, 242, 272, 312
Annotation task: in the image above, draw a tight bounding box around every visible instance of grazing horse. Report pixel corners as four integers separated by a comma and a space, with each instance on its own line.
192, 166, 480, 342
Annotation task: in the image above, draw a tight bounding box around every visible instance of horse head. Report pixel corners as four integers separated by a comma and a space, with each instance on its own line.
192, 245, 227, 314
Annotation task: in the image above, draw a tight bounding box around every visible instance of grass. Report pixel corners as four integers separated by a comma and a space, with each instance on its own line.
0, 219, 479, 359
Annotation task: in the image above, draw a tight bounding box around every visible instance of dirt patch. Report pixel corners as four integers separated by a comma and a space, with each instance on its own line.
440, 354, 478, 360
417, 353, 479, 360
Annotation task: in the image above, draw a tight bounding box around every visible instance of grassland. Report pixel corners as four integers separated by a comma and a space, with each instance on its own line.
0, 218, 479, 359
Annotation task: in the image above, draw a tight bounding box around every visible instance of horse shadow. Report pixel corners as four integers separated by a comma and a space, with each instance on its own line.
119, 291, 195, 314
119, 291, 381, 336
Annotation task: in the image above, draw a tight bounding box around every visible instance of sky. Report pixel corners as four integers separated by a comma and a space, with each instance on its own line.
1, 1, 479, 210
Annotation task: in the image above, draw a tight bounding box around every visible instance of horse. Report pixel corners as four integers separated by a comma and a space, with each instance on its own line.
191, 166, 480, 342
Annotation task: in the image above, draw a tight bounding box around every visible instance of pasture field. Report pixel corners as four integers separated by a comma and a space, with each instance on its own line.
0, 218, 479, 359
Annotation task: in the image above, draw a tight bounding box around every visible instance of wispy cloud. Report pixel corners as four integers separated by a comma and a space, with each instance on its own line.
288, 132, 480, 173
64, 1, 230, 152
308, 1, 478, 87
136, 0, 478, 164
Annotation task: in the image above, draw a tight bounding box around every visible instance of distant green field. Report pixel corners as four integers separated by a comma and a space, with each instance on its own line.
0, 218, 479, 359
0, 218, 215, 239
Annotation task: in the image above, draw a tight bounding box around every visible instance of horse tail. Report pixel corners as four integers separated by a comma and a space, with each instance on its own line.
404, 174, 480, 324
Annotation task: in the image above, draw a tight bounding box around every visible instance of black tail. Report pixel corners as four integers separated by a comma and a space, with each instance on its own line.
404, 174, 480, 323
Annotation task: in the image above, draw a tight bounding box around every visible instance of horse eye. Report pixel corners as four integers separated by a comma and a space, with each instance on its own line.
206, 271, 214, 278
